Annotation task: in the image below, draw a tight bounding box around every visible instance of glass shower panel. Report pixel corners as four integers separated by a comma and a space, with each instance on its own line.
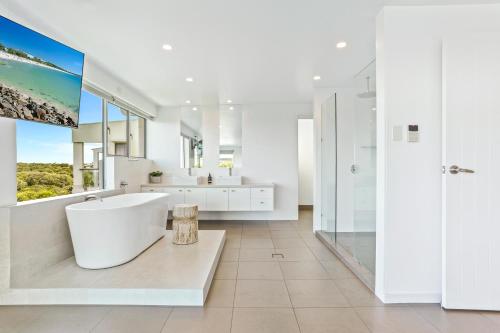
352, 62, 377, 274
320, 94, 337, 242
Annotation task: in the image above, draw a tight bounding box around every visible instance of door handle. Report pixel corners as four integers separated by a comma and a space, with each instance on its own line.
449, 165, 475, 174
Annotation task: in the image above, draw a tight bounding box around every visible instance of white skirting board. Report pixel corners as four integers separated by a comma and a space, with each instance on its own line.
379, 292, 442, 304
0, 230, 225, 306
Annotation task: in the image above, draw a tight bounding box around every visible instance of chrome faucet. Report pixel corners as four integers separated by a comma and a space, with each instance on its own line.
85, 194, 102, 202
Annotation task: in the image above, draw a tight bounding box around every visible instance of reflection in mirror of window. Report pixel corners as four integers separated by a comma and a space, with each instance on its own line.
129, 113, 146, 158
219, 106, 242, 168
180, 107, 203, 168
107, 102, 128, 157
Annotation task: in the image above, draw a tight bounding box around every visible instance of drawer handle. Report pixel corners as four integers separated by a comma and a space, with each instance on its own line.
231, 190, 235, 192
178, 189, 183, 192
149, 189, 154, 192
260, 189, 264, 192
260, 201, 264, 204
223, 190, 227, 192
187, 189, 191, 192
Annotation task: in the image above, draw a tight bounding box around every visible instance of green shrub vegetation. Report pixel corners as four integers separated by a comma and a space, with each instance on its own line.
17, 163, 73, 202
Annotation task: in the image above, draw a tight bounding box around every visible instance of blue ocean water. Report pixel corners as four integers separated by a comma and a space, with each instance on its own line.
0, 58, 82, 114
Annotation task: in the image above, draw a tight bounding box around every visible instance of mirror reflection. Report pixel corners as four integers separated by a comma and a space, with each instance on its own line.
219, 106, 242, 168
180, 107, 203, 168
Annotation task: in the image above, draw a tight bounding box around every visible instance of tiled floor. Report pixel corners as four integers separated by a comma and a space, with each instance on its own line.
1, 210, 500, 332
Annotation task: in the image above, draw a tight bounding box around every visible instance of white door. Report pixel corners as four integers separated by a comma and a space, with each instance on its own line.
228, 188, 251, 211
442, 34, 500, 310
206, 188, 229, 211
184, 188, 206, 211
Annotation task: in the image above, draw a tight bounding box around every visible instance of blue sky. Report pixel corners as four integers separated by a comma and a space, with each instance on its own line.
0, 16, 84, 75
17, 91, 115, 163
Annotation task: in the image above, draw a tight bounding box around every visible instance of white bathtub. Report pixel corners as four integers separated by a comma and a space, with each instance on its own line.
66, 193, 169, 269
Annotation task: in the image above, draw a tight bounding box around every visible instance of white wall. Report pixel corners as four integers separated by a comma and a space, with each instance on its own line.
105, 157, 153, 193
149, 103, 312, 220
376, 4, 500, 303
298, 119, 314, 205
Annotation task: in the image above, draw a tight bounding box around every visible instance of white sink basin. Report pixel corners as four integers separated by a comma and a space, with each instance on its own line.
171, 176, 202, 185
214, 176, 242, 185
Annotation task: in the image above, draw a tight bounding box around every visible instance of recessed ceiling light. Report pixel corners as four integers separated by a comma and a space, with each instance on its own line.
185, 77, 194, 82
185, 100, 191, 104
313, 75, 321, 81
162, 44, 173, 51
227, 99, 232, 104
336, 41, 347, 49
192, 107, 198, 111
229, 106, 235, 111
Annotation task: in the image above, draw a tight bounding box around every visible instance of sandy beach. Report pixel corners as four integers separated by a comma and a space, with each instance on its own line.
0, 51, 73, 75
0, 82, 78, 127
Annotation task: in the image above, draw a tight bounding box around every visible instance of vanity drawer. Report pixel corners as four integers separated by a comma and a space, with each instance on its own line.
251, 197, 274, 211
229, 188, 251, 211
251, 187, 273, 198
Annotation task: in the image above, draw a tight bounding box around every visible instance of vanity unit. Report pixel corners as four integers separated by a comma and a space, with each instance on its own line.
141, 184, 274, 211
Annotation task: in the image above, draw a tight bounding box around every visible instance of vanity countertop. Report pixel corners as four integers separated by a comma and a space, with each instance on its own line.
141, 183, 275, 188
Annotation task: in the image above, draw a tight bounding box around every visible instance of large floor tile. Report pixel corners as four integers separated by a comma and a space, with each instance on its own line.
224, 237, 241, 249
18, 306, 110, 333
412, 304, 500, 333
295, 307, 370, 333
272, 238, 308, 249
270, 230, 300, 239
221, 247, 240, 262
279, 261, 330, 280
0, 306, 47, 333
286, 279, 350, 308
355, 307, 440, 333
238, 248, 276, 261
231, 308, 300, 333
215, 262, 238, 279
161, 307, 232, 333
274, 248, 317, 262
92, 306, 172, 333
237, 262, 283, 280
320, 259, 356, 279
334, 278, 383, 307
240, 238, 274, 249
234, 280, 291, 307
268, 221, 297, 230
205, 279, 236, 307
309, 246, 340, 261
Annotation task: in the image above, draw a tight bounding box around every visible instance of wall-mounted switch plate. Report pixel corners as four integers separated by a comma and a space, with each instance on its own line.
408, 125, 419, 143
392, 125, 403, 141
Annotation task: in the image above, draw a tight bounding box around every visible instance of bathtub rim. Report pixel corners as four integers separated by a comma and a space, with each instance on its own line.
65, 192, 170, 212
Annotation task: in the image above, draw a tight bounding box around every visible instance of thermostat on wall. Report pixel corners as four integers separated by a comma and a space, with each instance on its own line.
408, 125, 419, 143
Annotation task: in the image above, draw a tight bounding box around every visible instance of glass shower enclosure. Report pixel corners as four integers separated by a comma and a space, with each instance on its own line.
318, 61, 376, 288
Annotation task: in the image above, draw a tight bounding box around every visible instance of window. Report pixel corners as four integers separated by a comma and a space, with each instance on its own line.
129, 113, 146, 158
16, 90, 104, 201
16, 88, 148, 202
106, 102, 128, 157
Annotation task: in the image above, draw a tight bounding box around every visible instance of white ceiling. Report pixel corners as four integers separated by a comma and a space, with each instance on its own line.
3, 0, 500, 107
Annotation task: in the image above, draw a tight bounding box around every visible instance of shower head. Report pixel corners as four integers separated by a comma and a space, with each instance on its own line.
357, 76, 376, 99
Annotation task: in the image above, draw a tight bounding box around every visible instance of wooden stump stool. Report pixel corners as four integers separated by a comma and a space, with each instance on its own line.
172, 204, 199, 245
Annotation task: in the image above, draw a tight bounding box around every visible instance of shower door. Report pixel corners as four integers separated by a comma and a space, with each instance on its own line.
320, 94, 337, 241
352, 63, 377, 274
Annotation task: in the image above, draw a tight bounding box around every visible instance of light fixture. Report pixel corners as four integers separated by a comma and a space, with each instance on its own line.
336, 41, 347, 49
192, 107, 198, 111
227, 99, 232, 104
229, 106, 235, 111
185, 100, 191, 104
185, 77, 194, 82
313, 75, 321, 81
162, 44, 173, 51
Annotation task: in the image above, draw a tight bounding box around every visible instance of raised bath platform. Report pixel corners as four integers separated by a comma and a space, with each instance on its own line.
0, 230, 225, 306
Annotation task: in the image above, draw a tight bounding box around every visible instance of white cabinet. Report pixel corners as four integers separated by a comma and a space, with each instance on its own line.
228, 188, 251, 211
251, 187, 274, 211
163, 187, 185, 208
184, 188, 207, 211
141, 185, 274, 211
206, 188, 229, 211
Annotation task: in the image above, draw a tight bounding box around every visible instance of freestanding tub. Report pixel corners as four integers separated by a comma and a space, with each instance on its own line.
66, 193, 169, 269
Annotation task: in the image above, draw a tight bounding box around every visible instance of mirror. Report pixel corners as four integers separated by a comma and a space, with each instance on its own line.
180, 107, 203, 168
219, 105, 242, 168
